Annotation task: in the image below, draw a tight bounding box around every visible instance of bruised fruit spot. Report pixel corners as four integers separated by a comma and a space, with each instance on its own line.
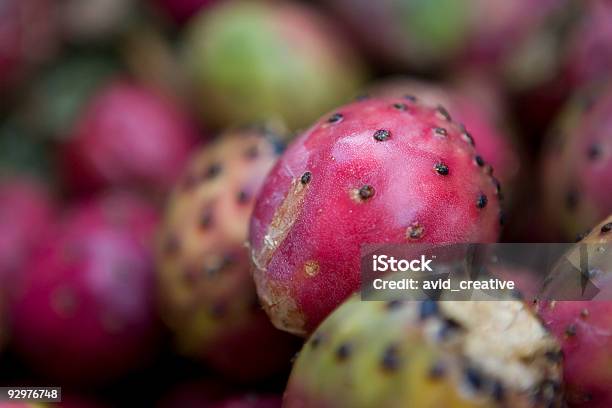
436, 105, 451, 121
351, 185, 375, 202
476, 194, 488, 209
253, 177, 308, 271
406, 223, 424, 240
433, 127, 447, 137
253, 272, 306, 336
303, 260, 320, 277
328, 113, 343, 124
373, 129, 390, 141
434, 162, 449, 176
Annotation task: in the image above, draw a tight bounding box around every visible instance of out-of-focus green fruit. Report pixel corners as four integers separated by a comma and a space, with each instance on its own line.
183, 0, 366, 132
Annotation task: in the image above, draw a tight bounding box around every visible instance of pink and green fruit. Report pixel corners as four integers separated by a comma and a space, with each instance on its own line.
285, 297, 563, 407
157, 126, 298, 381
541, 81, 612, 240
249, 97, 503, 336
183, 0, 365, 131
10, 192, 160, 383
536, 215, 612, 407
367, 77, 520, 193
62, 79, 199, 195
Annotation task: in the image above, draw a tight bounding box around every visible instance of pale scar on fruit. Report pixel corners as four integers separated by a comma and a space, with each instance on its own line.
251, 176, 310, 336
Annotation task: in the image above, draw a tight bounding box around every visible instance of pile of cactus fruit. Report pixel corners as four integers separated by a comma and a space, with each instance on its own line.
1, 0, 612, 406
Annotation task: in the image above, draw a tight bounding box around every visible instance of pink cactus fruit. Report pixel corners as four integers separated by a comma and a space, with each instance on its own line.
10, 192, 161, 384
537, 215, 612, 407
62, 79, 199, 195
249, 97, 503, 336
541, 81, 612, 240
157, 126, 298, 381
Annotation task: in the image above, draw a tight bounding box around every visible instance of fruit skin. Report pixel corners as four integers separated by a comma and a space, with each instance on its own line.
153, 0, 220, 24
322, 0, 472, 71
0, 0, 59, 92
367, 77, 520, 193
249, 97, 503, 336
10, 192, 160, 384
183, 0, 365, 131
540, 81, 612, 240
157, 126, 298, 381
285, 297, 563, 408
62, 79, 199, 195
536, 215, 612, 408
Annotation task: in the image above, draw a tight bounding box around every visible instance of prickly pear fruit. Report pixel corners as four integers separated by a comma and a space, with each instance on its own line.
10, 192, 160, 383
183, 0, 365, 131
536, 215, 612, 407
367, 77, 520, 192
249, 97, 503, 336
541, 82, 612, 240
285, 297, 563, 408
322, 0, 471, 70
62, 79, 199, 195
158, 126, 298, 381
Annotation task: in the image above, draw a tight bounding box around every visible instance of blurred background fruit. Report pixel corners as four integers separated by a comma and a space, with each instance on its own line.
151, 0, 221, 25
183, 0, 366, 131
541, 80, 612, 240
10, 192, 161, 384
61, 79, 201, 196
157, 126, 298, 381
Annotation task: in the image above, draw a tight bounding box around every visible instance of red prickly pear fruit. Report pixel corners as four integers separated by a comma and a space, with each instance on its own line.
249, 97, 503, 336
62, 79, 200, 195
285, 297, 563, 408
10, 192, 161, 384
541, 82, 612, 241
367, 77, 520, 195
536, 215, 612, 407
151, 0, 219, 25
157, 126, 298, 381
0, 0, 59, 92
183, 0, 366, 131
